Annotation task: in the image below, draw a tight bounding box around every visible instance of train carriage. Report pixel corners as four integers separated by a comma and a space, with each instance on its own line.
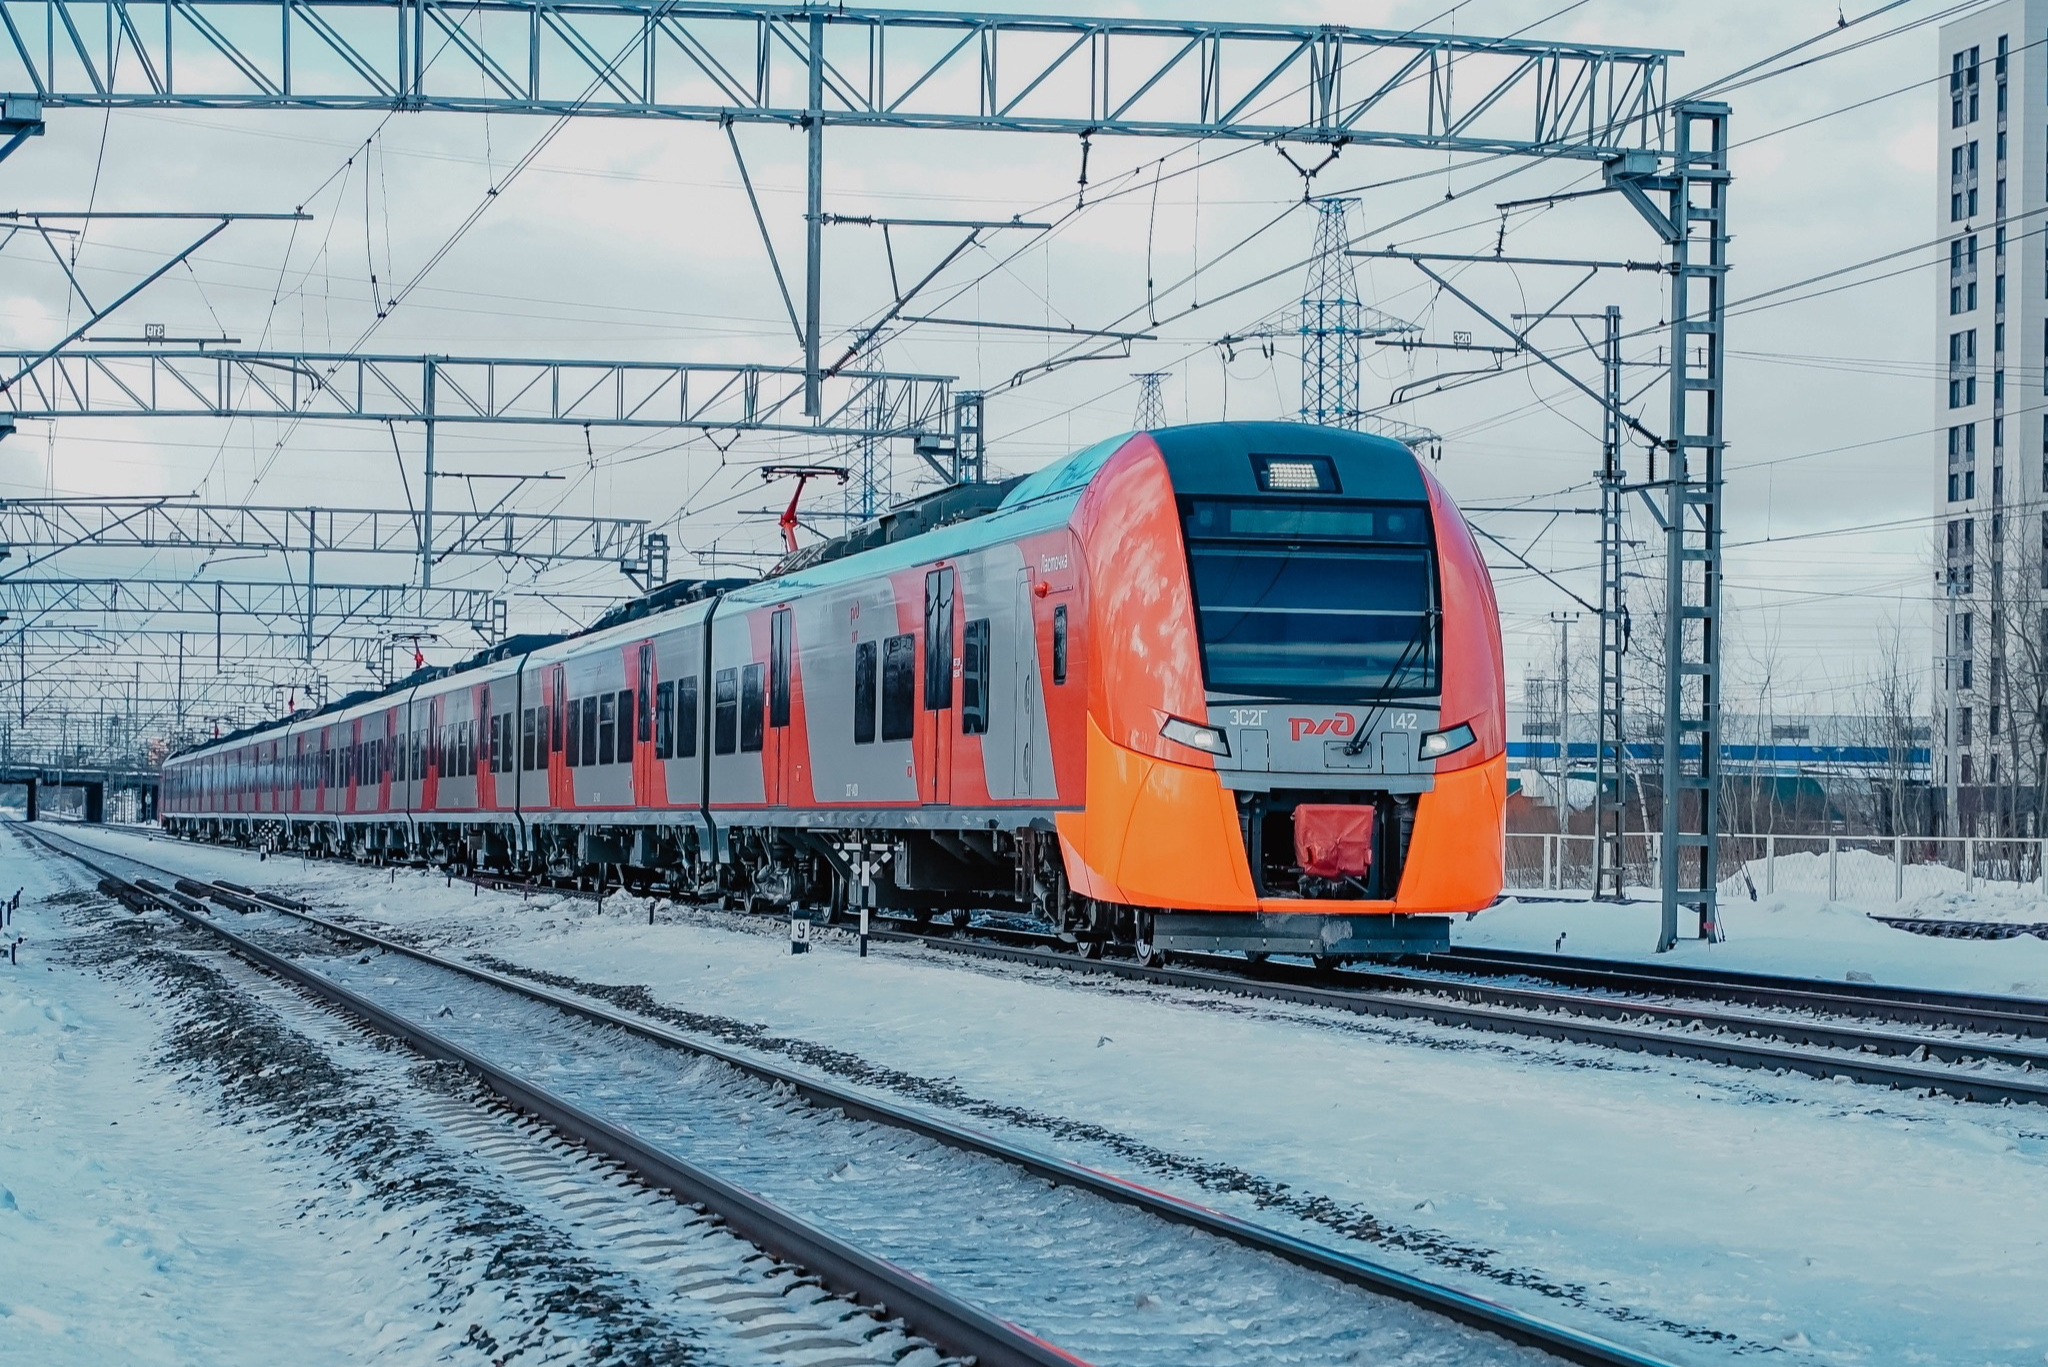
162, 421, 1505, 962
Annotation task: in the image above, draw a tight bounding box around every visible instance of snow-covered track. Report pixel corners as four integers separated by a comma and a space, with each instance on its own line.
26, 825, 1686, 1367
22, 829, 1066, 1367
885, 928, 2048, 1107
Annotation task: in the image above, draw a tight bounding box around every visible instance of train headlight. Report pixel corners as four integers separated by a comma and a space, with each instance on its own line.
1418, 721, 1476, 760
1160, 715, 1231, 757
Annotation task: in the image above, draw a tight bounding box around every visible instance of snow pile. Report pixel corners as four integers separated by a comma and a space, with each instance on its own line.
1466, 889, 2048, 996
1718, 846, 2048, 924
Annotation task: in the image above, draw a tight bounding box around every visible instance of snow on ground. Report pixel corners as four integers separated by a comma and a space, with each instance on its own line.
0, 827, 946, 1367
1478, 883, 2048, 997
60, 823, 2048, 1366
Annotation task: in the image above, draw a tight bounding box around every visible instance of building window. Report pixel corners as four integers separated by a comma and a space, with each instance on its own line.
1953, 47, 1980, 126
1995, 368, 2005, 404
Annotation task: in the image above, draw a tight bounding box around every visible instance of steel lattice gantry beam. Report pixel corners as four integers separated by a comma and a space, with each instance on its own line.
0, 5, 1673, 154
0, 576, 497, 624
0, 349, 954, 439
0, 496, 644, 562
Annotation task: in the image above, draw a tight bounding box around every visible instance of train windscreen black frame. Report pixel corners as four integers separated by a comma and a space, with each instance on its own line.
1180, 498, 1438, 700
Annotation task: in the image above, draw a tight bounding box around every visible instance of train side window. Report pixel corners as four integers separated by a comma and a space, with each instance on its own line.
522, 708, 537, 771
488, 715, 501, 774
882, 633, 916, 741
637, 645, 654, 743
713, 669, 738, 755
616, 689, 634, 757
564, 699, 581, 767
581, 695, 599, 765
1053, 604, 1068, 684
501, 712, 514, 773
655, 680, 675, 758
923, 568, 955, 710
598, 692, 617, 765
535, 705, 550, 768
740, 664, 766, 753
676, 676, 699, 758
769, 609, 792, 728
961, 618, 990, 736
853, 640, 877, 744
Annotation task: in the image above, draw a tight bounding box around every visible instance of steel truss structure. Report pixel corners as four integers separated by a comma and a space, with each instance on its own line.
0, 496, 646, 563
0, 576, 497, 623
0, 5, 1672, 149
0, 349, 954, 439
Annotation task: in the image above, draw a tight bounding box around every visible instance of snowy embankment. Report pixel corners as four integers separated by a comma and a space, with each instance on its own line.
56, 823, 2048, 1366
0, 828, 946, 1367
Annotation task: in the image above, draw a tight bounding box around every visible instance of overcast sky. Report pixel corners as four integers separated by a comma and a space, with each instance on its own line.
0, 0, 1960, 726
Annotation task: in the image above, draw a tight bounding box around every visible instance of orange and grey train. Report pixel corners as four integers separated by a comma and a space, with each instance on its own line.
160, 422, 1506, 961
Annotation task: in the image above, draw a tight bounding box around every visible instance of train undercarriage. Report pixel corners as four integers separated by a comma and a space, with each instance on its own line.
164, 795, 1452, 964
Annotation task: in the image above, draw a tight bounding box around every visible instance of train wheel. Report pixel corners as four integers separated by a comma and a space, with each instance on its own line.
1074, 937, 1104, 961
1133, 911, 1168, 969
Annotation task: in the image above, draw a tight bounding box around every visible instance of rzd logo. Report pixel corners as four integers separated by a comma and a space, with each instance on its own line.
1289, 712, 1357, 742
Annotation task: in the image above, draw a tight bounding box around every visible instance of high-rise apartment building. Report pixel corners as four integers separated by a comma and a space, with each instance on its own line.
1936, 6, 2039, 823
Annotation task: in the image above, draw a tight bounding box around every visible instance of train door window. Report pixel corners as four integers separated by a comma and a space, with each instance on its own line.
565, 699, 582, 767
713, 669, 738, 754
853, 641, 878, 744
1053, 604, 1068, 684
581, 695, 599, 765
882, 633, 916, 741
740, 664, 766, 752
457, 722, 470, 777
616, 689, 634, 757
637, 645, 654, 743
676, 676, 699, 758
655, 680, 675, 758
551, 681, 565, 754
522, 708, 537, 771
923, 568, 955, 710
598, 693, 617, 765
769, 609, 792, 728
488, 715, 501, 774
961, 618, 990, 736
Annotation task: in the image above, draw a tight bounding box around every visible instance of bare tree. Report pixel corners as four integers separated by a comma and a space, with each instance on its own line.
1862, 613, 1924, 837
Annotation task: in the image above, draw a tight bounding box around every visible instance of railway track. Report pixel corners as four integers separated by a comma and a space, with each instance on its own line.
879, 922, 2048, 1108
25, 824, 1684, 1367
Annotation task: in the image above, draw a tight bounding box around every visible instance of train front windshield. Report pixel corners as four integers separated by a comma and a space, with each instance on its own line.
1181, 498, 1437, 700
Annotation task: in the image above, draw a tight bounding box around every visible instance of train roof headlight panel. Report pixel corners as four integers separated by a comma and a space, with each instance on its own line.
1254, 454, 1338, 493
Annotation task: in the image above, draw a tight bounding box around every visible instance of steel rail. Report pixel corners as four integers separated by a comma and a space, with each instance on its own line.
18, 829, 1081, 1367
30, 827, 1684, 1367
1428, 945, 2048, 1035
875, 929, 2048, 1107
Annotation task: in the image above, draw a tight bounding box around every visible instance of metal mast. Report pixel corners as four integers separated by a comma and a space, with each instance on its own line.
1608, 104, 1732, 948
1593, 304, 1629, 900
1132, 373, 1168, 430
1301, 198, 1364, 428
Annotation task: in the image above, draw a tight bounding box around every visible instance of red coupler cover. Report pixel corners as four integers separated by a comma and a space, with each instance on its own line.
1294, 805, 1375, 878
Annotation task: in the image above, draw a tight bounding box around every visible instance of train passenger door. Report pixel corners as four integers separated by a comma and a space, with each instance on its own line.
766, 609, 793, 806
1010, 568, 1040, 799
922, 568, 954, 805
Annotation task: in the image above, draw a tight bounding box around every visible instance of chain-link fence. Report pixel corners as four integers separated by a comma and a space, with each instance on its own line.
1506, 832, 2048, 908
